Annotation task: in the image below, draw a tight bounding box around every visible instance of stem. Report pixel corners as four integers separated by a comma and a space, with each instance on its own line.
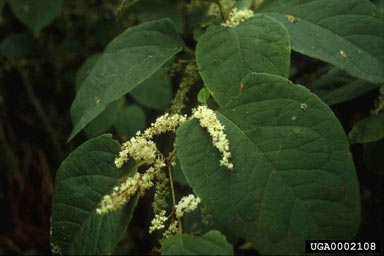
215, 0, 225, 21
167, 164, 183, 235
134, 160, 146, 170
167, 148, 177, 163
168, 165, 177, 207
183, 46, 195, 57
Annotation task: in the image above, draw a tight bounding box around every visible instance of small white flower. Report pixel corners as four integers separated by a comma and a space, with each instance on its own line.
149, 210, 168, 234
193, 106, 234, 170
175, 194, 201, 219
222, 8, 254, 28
163, 221, 179, 238
114, 113, 187, 169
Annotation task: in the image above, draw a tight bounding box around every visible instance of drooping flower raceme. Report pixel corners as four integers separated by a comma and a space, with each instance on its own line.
222, 8, 254, 28
192, 106, 234, 170
149, 210, 168, 234
170, 62, 200, 114
97, 105, 232, 220
160, 194, 201, 238
175, 194, 201, 219
162, 221, 179, 238
97, 113, 187, 215
96, 173, 140, 214
115, 113, 187, 169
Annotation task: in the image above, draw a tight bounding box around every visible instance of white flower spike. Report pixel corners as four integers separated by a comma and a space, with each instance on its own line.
193, 106, 234, 170
222, 8, 254, 28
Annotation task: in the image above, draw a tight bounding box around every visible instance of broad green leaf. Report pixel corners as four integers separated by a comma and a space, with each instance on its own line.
176, 73, 360, 254
124, 0, 184, 32
349, 113, 384, 144
8, 0, 63, 33
171, 158, 189, 186
0, 32, 37, 58
182, 205, 239, 245
75, 53, 102, 92
76, 56, 172, 111
234, 0, 252, 10
196, 14, 290, 105
313, 67, 379, 105
84, 98, 124, 138
372, 0, 384, 10
76, 56, 124, 138
259, 0, 384, 84
115, 104, 146, 139
50, 134, 138, 255
197, 87, 211, 104
69, 19, 183, 141
130, 68, 173, 110
160, 230, 233, 255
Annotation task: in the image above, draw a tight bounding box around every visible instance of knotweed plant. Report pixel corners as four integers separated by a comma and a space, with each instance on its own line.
96, 106, 232, 237
49, 0, 384, 255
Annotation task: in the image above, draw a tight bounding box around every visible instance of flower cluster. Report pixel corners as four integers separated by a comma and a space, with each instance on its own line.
152, 171, 169, 215
96, 167, 159, 214
96, 173, 139, 214
98, 113, 187, 215
371, 86, 384, 115
175, 194, 201, 219
115, 135, 158, 168
162, 221, 179, 238
193, 106, 234, 170
170, 63, 200, 114
222, 8, 254, 27
149, 210, 167, 234
152, 194, 201, 238
115, 113, 187, 168
144, 113, 187, 138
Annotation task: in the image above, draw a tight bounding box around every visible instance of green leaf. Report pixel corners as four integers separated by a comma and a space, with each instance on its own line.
196, 14, 290, 105
160, 230, 233, 255
130, 68, 173, 110
115, 104, 146, 139
182, 205, 239, 245
234, 0, 252, 10
50, 134, 138, 255
349, 113, 384, 144
136, 0, 184, 33
372, 0, 384, 10
69, 19, 183, 141
84, 98, 124, 138
313, 67, 379, 105
0, 32, 37, 58
197, 87, 211, 104
259, 0, 384, 84
8, 0, 63, 33
171, 158, 189, 186
176, 73, 360, 254
76, 56, 126, 138
75, 53, 103, 92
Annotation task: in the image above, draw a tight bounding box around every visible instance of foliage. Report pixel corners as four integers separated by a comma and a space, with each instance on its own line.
1, 0, 383, 255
